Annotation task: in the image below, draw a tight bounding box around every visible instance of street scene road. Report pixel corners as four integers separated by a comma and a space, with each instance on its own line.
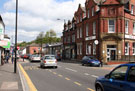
21, 60, 110, 91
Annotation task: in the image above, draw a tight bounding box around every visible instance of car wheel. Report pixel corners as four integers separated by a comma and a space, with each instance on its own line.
82, 63, 84, 66
96, 85, 103, 91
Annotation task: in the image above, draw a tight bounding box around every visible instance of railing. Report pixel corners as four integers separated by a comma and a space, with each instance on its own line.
109, 55, 135, 62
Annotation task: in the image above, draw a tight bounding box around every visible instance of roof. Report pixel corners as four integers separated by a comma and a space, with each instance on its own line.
27, 43, 41, 47
117, 63, 135, 67
93, 0, 129, 5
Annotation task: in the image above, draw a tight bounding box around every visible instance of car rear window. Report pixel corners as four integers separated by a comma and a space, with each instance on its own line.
45, 56, 55, 59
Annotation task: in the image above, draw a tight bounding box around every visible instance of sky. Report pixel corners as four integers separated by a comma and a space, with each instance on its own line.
0, 0, 85, 43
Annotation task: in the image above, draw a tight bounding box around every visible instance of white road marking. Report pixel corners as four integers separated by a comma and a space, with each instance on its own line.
84, 73, 90, 76
65, 68, 77, 72
91, 75, 98, 78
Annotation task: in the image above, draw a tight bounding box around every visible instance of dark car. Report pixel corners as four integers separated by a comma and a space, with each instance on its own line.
95, 63, 135, 91
82, 56, 101, 67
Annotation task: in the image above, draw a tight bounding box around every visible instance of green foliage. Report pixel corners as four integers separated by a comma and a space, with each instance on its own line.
18, 29, 61, 47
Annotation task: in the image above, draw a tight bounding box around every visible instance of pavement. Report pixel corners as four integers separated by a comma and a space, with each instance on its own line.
0, 58, 120, 91
0, 58, 23, 91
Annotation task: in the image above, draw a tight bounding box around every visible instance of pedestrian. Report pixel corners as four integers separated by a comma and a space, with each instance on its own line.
6, 54, 9, 63
100, 56, 103, 67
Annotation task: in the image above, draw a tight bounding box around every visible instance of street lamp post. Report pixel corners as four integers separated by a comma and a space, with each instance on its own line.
14, 0, 18, 73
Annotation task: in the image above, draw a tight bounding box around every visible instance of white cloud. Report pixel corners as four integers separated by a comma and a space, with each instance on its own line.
2, 0, 85, 42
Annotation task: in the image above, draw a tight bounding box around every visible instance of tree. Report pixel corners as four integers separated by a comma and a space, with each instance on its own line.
35, 31, 44, 54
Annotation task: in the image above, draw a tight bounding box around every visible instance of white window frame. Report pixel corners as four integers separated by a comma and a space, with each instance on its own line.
133, 22, 135, 34
88, 45, 91, 55
77, 44, 80, 55
86, 23, 89, 36
77, 29, 79, 38
80, 27, 82, 38
125, 20, 129, 34
80, 44, 82, 55
125, 42, 129, 55
108, 20, 115, 33
88, 9, 90, 18
131, 5, 134, 15
133, 43, 135, 55
80, 14, 82, 22
93, 21, 96, 35
86, 43, 88, 54
93, 43, 96, 55
92, 7, 94, 16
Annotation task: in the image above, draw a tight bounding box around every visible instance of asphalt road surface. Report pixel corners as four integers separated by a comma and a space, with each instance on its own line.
22, 60, 110, 91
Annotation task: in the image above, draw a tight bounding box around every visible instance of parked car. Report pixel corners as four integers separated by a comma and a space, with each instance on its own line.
30, 55, 41, 62
95, 63, 135, 91
40, 55, 57, 68
82, 56, 101, 67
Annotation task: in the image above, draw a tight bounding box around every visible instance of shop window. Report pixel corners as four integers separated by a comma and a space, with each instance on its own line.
93, 21, 96, 35
125, 20, 129, 34
125, 42, 129, 55
133, 43, 135, 55
108, 20, 115, 33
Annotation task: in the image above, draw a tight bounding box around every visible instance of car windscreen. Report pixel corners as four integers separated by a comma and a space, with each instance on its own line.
45, 56, 55, 59
33, 55, 40, 57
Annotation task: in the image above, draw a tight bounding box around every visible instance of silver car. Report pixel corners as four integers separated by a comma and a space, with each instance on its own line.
30, 55, 41, 62
40, 55, 57, 68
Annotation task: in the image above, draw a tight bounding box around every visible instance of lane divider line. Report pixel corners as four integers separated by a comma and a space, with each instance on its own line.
58, 74, 63, 77
53, 72, 57, 74
74, 82, 82, 86
18, 64, 37, 91
65, 68, 77, 72
91, 75, 98, 78
65, 77, 70, 81
87, 88, 95, 91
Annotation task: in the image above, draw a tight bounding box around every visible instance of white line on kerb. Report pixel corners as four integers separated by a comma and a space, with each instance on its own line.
65, 68, 77, 72
84, 73, 90, 76
91, 75, 98, 78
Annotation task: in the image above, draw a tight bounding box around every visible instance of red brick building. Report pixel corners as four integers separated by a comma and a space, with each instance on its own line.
62, 0, 135, 64
26, 43, 41, 55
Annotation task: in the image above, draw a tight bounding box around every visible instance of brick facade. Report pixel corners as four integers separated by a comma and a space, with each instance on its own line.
62, 0, 135, 63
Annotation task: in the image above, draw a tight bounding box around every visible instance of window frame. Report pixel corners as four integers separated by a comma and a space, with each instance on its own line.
80, 27, 82, 38
86, 23, 89, 36
127, 66, 135, 82
92, 7, 94, 16
108, 19, 115, 33
109, 66, 128, 81
125, 42, 129, 55
93, 21, 96, 35
131, 5, 134, 15
125, 20, 129, 34
133, 22, 135, 34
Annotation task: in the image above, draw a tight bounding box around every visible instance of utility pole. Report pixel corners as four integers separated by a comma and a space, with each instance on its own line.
14, 0, 18, 73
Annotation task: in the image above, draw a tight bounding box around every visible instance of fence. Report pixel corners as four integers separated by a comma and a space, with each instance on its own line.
111, 55, 135, 62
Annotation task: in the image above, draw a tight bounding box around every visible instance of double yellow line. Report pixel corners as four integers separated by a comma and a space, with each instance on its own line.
19, 64, 37, 91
